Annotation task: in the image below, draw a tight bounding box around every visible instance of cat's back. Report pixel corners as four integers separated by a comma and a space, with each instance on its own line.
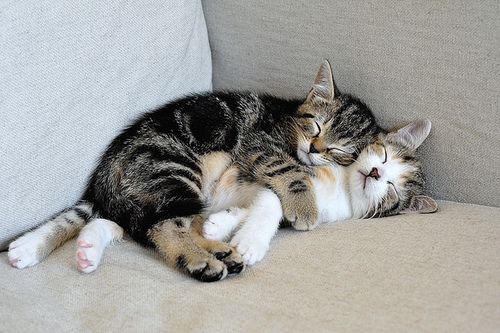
111, 91, 298, 153
85, 91, 300, 204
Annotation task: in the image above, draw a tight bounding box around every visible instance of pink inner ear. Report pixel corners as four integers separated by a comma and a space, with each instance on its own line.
413, 195, 438, 214
388, 120, 432, 150
307, 61, 335, 102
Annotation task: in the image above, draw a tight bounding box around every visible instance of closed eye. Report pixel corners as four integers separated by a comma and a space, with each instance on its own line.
314, 122, 321, 137
327, 147, 347, 153
382, 145, 388, 164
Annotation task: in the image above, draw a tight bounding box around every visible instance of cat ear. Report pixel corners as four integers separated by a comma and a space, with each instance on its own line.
387, 119, 432, 150
306, 60, 339, 103
401, 195, 438, 214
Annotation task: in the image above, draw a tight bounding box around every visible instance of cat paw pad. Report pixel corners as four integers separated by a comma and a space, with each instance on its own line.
179, 256, 228, 282
76, 239, 103, 274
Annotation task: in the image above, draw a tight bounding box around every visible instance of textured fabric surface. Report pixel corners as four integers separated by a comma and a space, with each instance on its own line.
0, 0, 212, 250
202, 0, 500, 207
0, 201, 499, 332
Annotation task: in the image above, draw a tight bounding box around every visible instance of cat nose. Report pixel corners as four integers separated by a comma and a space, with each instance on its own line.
309, 143, 319, 154
368, 167, 380, 180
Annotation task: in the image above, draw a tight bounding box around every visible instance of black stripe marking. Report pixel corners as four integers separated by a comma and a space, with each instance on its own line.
266, 159, 285, 169
266, 165, 296, 178
133, 144, 201, 173
405, 179, 420, 186
288, 180, 308, 193
74, 207, 91, 221
252, 153, 267, 166
150, 168, 201, 188
149, 177, 200, 198
176, 255, 188, 269
402, 155, 416, 162
158, 198, 204, 220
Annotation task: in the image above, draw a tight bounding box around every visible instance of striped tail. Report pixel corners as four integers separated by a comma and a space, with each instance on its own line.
8, 201, 94, 269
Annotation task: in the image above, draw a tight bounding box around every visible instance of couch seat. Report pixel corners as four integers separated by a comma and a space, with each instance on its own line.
1, 200, 498, 332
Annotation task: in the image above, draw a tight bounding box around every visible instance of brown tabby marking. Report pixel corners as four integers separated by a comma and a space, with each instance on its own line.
190, 217, 245, 274
200, 152, 232, 191
314, 166, 336, 184
148, 218, 229, 282
216, 167, 239, 192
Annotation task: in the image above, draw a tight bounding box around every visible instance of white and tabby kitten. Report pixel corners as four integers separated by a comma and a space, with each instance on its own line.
203, 120, 438, 265
11, 120, 435, 273
8, 61, 381, 281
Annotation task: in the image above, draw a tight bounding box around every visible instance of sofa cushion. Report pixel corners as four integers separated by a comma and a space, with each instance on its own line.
202, 0, 500, 207
0, 0, 212, 250
1, 201, 498, 331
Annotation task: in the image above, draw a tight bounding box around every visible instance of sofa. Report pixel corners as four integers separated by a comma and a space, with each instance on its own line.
1, 1, 498, 331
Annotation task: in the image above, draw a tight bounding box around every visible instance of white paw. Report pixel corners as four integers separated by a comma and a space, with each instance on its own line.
230, 234, 268, 266
203, 209, 241, 241
8, 233, 43, 269
76, 239, 104, 274
203, 219, 228, 241
76, 218, 123, 273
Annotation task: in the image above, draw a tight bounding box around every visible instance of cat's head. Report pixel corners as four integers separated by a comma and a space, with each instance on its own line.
295, 60, 379, 167
348, 119, 438, 217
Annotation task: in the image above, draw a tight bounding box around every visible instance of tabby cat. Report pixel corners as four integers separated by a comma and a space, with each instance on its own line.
203, 120, 438, 265
8, 61, 380, 281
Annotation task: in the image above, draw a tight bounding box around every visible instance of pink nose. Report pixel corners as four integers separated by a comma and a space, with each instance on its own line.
368, 167, 380, 180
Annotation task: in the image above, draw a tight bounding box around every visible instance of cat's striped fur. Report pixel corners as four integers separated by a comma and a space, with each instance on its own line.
203, 121, 438, 266
9, 61, 380, 281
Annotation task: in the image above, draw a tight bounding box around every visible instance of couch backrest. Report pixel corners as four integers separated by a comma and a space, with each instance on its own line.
203, 1, 499, 207
0, 0, 212, 249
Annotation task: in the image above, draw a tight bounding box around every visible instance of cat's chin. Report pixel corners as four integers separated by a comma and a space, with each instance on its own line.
297, 149, 313, 165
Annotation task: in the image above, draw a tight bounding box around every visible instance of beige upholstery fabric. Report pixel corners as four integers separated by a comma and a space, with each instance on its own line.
202, 0, 500, 207
1, 201, 499, 332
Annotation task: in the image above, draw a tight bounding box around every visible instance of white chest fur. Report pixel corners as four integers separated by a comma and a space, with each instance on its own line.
311, 166, 353, 224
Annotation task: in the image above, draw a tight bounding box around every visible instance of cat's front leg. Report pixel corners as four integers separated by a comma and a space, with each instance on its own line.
230, 189, 283, 265
274, 176, 319, 231
259, 157, 319, 231
241, 152, 319, 231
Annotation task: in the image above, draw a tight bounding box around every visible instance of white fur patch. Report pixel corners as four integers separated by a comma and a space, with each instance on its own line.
204, 166, 261, 215
76, 218, 123, 273
230, 190, 283, 266
8, 203, 92, 269
8, 232, 45, 269
203, 207, 247, 241
311, 166, 353, 223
